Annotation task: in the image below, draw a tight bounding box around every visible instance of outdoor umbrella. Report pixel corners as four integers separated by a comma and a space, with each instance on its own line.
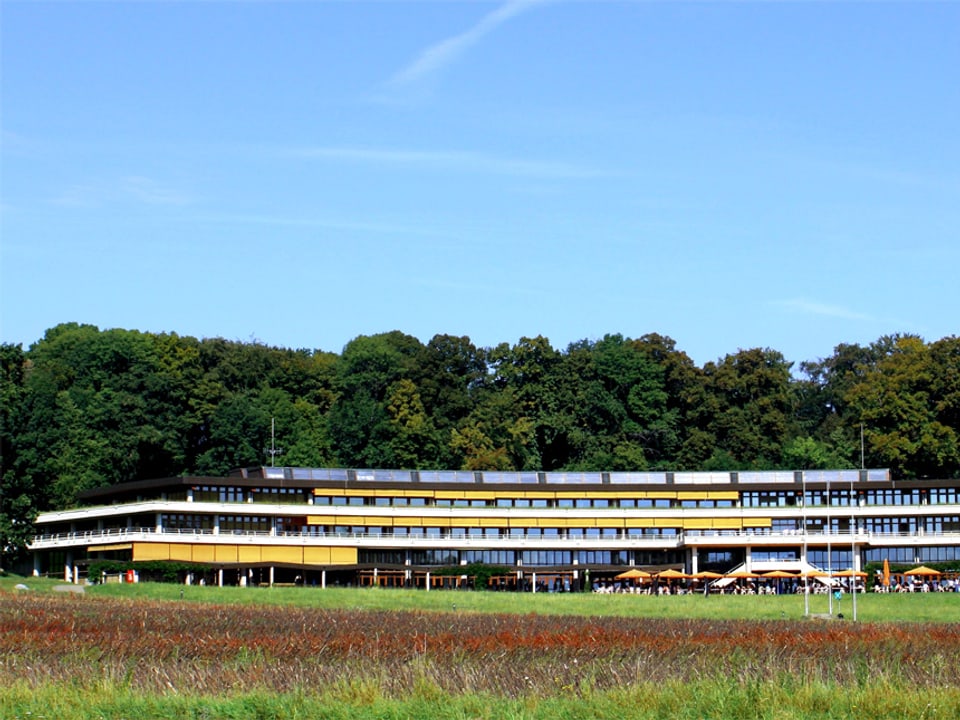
656, 569, 689, 579
692, 571, 724, 580
725, 570, 759, 579
882, 558, 890, 588
615, 568, 651, 580
904, 566, 942, 576
761, 570, 797, 579
833, 569, 867, 577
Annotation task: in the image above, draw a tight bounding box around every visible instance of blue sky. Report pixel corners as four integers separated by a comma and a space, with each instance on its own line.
2, 0, 957, 368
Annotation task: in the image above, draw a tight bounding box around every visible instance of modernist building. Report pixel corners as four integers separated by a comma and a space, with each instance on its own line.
29, 467, 960, 589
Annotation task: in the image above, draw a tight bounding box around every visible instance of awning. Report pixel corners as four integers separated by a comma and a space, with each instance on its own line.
88, 543, 133, 552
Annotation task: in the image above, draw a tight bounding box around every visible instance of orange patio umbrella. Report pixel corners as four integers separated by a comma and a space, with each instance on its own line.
882, 558, 891, 587
800, 569, 829, 578
726, 570, 759, 579
656, 568, 690, 580
692, 570, 724, 580
762, 570, 797, 579
615, 568, 652, 581
833, 569, 867, 577
905, 566, 942, 577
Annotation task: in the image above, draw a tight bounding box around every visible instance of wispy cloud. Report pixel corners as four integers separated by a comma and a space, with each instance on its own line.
775, 298, 876, 323
387, 0, 549, 91
187, 211, 450, 239
285, 144, 600, 180
52, 176, 191, 209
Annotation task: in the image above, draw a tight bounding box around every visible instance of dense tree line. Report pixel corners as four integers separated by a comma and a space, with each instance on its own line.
2, 322, 959, 559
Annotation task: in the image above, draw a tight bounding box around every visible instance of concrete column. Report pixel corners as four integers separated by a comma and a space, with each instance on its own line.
745, 546, 752, 573
426, 571, 430, 591
156, 513, 163, 534
269, 566, 275, 587
213, 515, 220, 535
690, 547, 699, 575
532, 572, 537, 593
321, 570, 326, 589
218, 569, 224, 587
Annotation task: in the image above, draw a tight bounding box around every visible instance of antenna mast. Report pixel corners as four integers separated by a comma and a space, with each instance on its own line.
266, 418, 283, 467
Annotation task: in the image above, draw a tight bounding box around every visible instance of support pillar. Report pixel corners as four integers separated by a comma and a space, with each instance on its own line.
321, 569, 326, 589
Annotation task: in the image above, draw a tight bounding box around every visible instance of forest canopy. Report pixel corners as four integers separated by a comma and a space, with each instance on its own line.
2, 323, 959, 558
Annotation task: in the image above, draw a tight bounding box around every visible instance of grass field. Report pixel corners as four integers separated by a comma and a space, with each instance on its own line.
13, 574, 957, 624
2, 575, 959, 719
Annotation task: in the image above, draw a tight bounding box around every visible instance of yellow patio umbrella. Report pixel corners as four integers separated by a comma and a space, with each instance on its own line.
692, 570, 724, 580
882, 558, 891, 587
726, 570, 759, 579
904, 565, 942, 577
833, 569, 867, 577
615, 568, 651, 580
761, 570, 797, 579
800, 569, 829, 578
656, 568, 689, 580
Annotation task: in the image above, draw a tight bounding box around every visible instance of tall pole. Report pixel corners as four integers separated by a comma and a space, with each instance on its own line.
853, 426, 864, 621
802, 471, 809, 616
851, 473, 858, 621
826, 471, 833, 616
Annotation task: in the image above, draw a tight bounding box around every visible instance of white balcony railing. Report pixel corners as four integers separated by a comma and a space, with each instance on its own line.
29, 526, 960, 551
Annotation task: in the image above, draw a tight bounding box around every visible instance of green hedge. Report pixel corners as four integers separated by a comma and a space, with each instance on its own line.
88, 560, 212, 584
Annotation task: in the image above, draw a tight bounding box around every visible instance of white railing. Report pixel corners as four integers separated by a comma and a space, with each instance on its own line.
29, 526, 960, 551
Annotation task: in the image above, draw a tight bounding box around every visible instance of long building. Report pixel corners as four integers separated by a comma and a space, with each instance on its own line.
29, 467, 960, 589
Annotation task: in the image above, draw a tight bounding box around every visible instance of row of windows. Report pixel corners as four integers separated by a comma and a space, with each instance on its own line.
313, 496, 731, 509
863, 546, 960, 564
744, 489, 956, 508
178, 486, 960, 509
303, 526, 683, 539
357, 549, 664, 567
188, 486, 309, 504
155, 514, 960, 537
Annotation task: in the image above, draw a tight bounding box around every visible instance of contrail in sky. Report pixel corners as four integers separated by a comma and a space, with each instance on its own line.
389, 0, 549, 88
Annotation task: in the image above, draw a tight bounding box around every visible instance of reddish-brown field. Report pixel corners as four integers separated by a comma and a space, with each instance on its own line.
2, 591, 959, 699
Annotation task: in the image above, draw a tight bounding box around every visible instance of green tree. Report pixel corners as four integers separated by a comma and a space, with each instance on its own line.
0, 343, 35, 565
386, 378, 439, 468
328, 332, 425, 467
194, 392, 271, 475
692, 348, 794, 469
846, 335, 960, 478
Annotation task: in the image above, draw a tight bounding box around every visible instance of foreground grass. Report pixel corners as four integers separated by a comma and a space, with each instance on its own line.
3, 680, 959, 720
4, 574, 954, 623
3, 579, 960, 719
